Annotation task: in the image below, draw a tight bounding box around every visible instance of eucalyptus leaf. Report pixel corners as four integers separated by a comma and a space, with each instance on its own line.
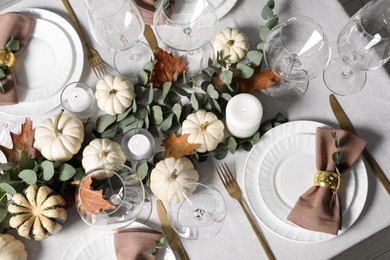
226, 136, 238, 154
134, 106, 149, 119
208, 57, 213, 66
138, 70, 149, 85
0, 206, 8, 223
162, 82, 172, 99
136, 161, 149, 181
0, 68, 5, 80
18, 150, 35, 172
207, 84, 219, 99
261, 5, 274, 20
0, 182, 16, 195
241, 141, 253, 151
73, 167, 85, 181
214, 147, 229, 160
172, 103, 182, 122
190, 93, 199, 110
236, 63, 254, 79
143, 61, 154, 72
173, 72, 178, 82
259, 25, 270, 41
267, 0, 275, 9
275, 112, 287, 123
256, 42, 265, 52
132, 93, 138, 112
5, 38, 19, 51
220, 70, 233, 85
59, 163, 76, 181
122, 120, 140, 133
117, 108, 132, 122
211, 98, 221, 113
96, 114, 117, 133
41, 161, 55, 181
153, 151, 165, 165
164, 91, 181, 105
161, 113, 174, 131
147, 85, 154, 105
246, 50, 263, 67
221, 93, 232, 101
152, 105, 163, 125
18, 169, 37, 185
266, 16, 279, 30
252, 132, 261, 144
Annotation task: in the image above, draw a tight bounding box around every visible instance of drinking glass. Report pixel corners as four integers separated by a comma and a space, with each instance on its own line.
153, 0, 218, 72
323, 0, 390, 95
76, 163, 146, 230
264, 16, 331, 102
167, 182, 226, 240
85, 0, 153, 79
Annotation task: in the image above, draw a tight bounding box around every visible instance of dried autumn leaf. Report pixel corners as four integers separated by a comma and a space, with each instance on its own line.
0, 118, 38, 162
238, 68, 280, 94
212, 63, 239, 88
79, 175, 115, 214
161, 133, 197, 159
150, 47, 186, 88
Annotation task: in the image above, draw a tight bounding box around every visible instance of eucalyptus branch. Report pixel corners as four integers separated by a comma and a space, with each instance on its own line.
330, 131, 344, 207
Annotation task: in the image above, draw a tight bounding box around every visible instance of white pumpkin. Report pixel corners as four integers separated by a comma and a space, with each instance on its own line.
34, 110, 84, 162
95, 75, 135, 115
82, 138, 126, 173
0, 234, 27, 260
150, 157, 199, 203
182, 110, 224, 153
213, 27, 250, 63
8, 185, 67, 241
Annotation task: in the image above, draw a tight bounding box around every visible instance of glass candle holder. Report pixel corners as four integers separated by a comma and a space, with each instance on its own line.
60, 81, 97, 118
121, 128, 155, 161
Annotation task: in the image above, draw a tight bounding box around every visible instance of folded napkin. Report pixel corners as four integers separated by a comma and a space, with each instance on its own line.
134, 0, 155, 25
0, 12, 34, 105
114, 228, 163, 260
287, 127, 367, 235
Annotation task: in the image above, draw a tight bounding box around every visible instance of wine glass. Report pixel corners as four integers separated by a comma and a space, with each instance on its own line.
264, 16, 331, 102
323, 0, 390, 96
76, 163, 145, 230
167, 182, 226, 240
153, 0, 218, 73
85, 0, 153, 80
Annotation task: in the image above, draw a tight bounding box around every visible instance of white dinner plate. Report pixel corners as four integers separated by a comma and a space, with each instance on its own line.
62, 222, 176, 260
213, 0, 237, 19
243, 121, 368, 243
0, 8, 84, 116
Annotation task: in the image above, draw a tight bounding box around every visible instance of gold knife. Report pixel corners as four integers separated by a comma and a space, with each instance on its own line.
157, 199, 190, 260
329, 94, 390, 195
144, 25, 158, 50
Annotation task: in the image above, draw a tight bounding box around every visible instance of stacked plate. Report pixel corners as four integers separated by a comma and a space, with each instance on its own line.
0, 8, 84, 117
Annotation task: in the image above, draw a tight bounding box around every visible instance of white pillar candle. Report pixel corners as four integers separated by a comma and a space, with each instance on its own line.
225, 93, 263, 138
128, 134, 153, 159
66, 87, 93, 112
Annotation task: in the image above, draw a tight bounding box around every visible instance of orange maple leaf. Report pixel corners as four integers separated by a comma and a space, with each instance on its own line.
150, 47, 186, 89
161, 133, 197, 159
0, 118, 38, 163
238, 68, 281, 94
79, 175, 115, 214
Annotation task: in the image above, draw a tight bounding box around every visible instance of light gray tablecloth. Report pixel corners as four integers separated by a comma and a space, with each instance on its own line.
1, 0, 390, 259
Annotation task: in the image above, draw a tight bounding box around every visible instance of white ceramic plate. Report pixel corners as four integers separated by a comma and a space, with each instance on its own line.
61, 222, 176, 260
0, 8, 84, 116
213, 0, 237, 19
243, 121, 368, 243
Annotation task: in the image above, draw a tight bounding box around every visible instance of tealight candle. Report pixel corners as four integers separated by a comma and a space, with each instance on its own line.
128, 134, 153, 159
67, 87, 92, 112
225, 93, 263, 138
61, 82, 97, 118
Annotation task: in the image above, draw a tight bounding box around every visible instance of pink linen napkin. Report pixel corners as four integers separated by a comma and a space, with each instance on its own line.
287, 127, 367, 235
114, 228, 163, 260
0, 12, 34, 105
134, 0, 155, 25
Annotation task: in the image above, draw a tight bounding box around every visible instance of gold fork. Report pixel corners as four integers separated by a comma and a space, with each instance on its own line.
61, 0, 107, 78
217, 163, 276, 260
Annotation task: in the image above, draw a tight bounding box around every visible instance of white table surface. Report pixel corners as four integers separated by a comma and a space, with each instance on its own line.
2, 0, 390, 259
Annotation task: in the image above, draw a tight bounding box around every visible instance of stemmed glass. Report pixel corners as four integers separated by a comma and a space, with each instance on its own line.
76, 163, 146, 230
323, 0, 390, 96
85, 0, 152, 80
167, 182, 226, 240
153, 0, 218, 72
264, 16, 331, 102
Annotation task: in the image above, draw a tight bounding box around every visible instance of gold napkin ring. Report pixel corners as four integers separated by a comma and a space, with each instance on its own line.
314, 171, 340, 191
0, 49, 16, 67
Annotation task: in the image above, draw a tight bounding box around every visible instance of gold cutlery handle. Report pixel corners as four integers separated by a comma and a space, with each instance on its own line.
363, 149, 390, 195
61, 0, 91, 48
238, 200, 276, 260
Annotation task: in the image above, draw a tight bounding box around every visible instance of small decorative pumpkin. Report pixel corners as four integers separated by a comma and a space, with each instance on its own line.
213, 27, 250, 63
150, 157, 199, 203
8, 185, 67, 241
95, 75, 135, 115
34, 110, 84, 162
0, 234, 27, 260
182, 110, 224, 153
82, 138, 126, 173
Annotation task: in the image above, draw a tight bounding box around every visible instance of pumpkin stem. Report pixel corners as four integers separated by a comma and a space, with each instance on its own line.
169, 169, 178, 181
199, 121, 209, 132
227, 39, 235, 46
109, 89, 117, 95
99, 150, 108, 159
54, 109, 64, 137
